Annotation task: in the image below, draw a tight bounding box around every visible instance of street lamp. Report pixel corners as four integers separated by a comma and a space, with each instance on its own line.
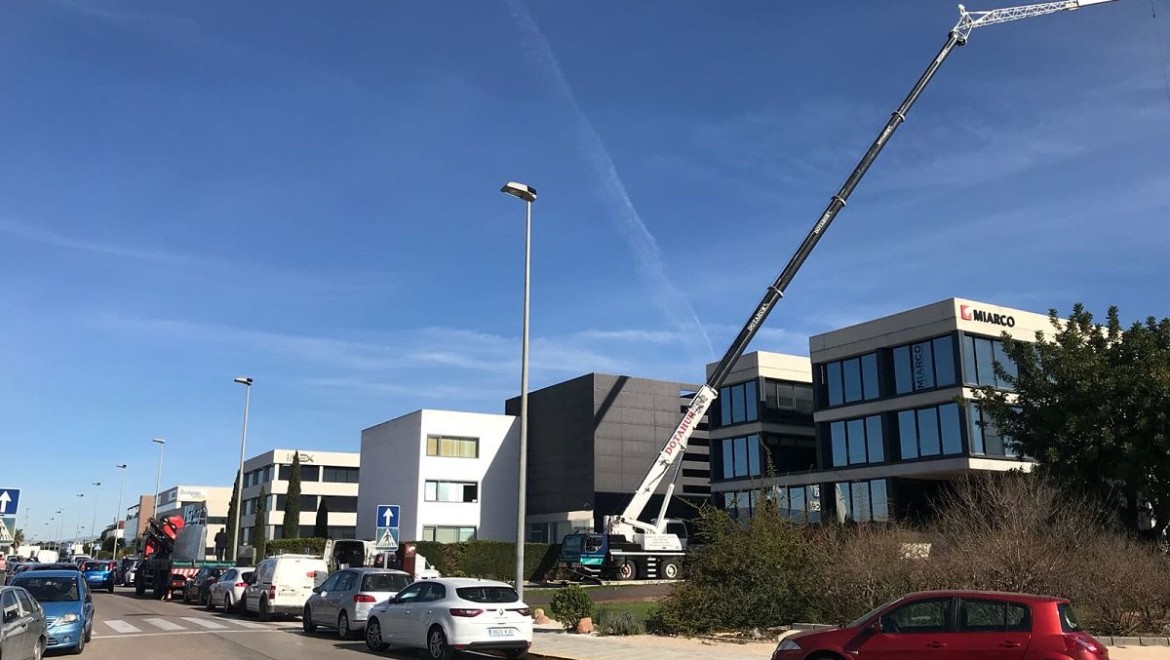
89, 482, 101, 549
232, 376, 253, 562
152, 438, 166, 513
75, 495, 84, 546
500, 180, 536, 600
114, 464, 127, 553
55, 509, 64, 550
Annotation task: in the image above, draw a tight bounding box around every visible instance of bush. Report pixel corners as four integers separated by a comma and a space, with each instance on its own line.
650, 498, 819, 634
549, 584, 595, 630
595, 608, 645, 636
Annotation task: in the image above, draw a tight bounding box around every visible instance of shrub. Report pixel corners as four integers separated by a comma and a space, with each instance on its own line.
549, 584, 595, 630
595, 608, 645, 636
651, 498, 819, 634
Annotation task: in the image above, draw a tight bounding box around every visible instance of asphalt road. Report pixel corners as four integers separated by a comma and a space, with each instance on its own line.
81, 586, 541, 660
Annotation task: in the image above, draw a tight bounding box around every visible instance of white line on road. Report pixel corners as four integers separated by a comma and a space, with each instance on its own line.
180, 617, 228, 629
223, 618, 269, 629
103, 619, 143, 634
142, 617, 185, 631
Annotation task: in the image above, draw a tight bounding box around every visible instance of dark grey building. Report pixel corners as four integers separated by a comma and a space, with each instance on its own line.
505, 373, 710, 543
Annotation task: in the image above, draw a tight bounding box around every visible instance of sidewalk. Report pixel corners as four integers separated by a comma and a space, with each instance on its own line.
530, 629, 1170, 660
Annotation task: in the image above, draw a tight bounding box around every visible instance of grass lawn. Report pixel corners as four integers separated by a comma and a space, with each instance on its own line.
593, 600, 658, 623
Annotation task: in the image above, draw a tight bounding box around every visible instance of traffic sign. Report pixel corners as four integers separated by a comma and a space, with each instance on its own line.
0, 489, 20, 516
377, 504, 399, 528
374, 526, 399, 551
0, 516, 15, 547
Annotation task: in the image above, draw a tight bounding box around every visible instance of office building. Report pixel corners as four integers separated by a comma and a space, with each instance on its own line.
240, 449, 360, 546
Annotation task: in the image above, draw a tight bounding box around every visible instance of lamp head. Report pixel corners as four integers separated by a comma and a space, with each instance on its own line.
152, 437, 165, 445
500, 181, 537, 203
234, 376, 253, 386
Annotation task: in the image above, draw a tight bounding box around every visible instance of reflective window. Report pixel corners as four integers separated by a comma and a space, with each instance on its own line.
722, 440, 734, 479
831, 422, 847, 468
847, 419, 866, 465
733, 437, 748, 477
715, 435, 765, 480
866, 415, 885, 463
968, 404, 1019, 457
884, 599, 951, 634
898, 410, 919, 460
940, 403, 962, 455
762, 380, 814, 421
964, 335, 1018, 390
833, 479, 890, 523
892, 335, 959, 395
716, 381, 759, 428
822, 352, 880, 407
424, 481, 479, 503
828, 415, 885, 467
917, 408, 941, 456
422, 526, 477, 542
958, 599, 1032, 633
899, 404, 963, 460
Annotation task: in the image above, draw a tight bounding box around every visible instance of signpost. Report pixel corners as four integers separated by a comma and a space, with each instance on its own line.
374, 504, 400, 564
0, 488, 21, 548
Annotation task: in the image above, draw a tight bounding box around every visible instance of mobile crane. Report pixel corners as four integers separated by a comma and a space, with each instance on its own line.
557, 0, 1125, 581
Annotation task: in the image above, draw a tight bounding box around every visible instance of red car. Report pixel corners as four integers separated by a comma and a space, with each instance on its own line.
772, 590, 1108, 660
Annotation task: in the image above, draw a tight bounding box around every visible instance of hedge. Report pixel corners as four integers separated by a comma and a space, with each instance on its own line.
412, 541, 561, 582
266, 537, 328, 557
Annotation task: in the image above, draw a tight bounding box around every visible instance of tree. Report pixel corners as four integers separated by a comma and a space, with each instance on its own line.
974, 304, 1170, 538
254, 485, 269, 561
314, 498, 329, 539
283, 453, 302, 539
12, 527, 23, 549
225, 469, 239, 558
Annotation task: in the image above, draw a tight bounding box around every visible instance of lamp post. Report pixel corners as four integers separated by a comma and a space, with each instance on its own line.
500, 180, 536, 600
114, 464, 127, 553
89, 482, 101, 549
152, 438, 166, 513
75, 495, 84, 547
55, 509, 64, 550
232, 376, 253, 562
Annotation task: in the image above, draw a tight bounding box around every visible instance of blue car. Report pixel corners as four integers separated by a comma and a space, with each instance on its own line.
12, 570, 93, 654
81, 561, 116, 593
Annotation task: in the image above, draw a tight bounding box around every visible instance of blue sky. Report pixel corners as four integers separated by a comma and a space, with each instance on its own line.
2, 0, 1167, 542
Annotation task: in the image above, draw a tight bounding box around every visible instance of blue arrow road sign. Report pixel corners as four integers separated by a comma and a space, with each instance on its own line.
0, 489, 20, 516
377, 504, 400, 529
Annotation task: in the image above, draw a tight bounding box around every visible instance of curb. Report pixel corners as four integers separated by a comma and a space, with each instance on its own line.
1104, 636, 1170, 647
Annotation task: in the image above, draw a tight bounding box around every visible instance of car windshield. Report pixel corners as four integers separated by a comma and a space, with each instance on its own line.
1058, 603, 1082, 632
456, 586, 519, 603
361, 573, 412, 593
848, 596, 904, 628
17, 577, 81, 602
83, 562, 108, 571
561, 535, 583, 553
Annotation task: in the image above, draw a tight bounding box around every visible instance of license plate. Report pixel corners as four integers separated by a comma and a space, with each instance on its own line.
489, 628, 515, 637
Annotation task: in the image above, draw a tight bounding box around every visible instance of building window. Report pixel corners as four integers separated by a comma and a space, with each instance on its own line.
426, 435, 480, 458
968, 403, 1019, 457
422, 526, 477, 542
327, 526, 356, 539
275, 495, 319, 511
898, 403, 963, 460
829, 415, 885, 468
717, 380, 759, 427
715, 435, 761, 479
722, 485, 822, 524
963, 335, 1019, 389
834, 479, 890, 523
263, 466, 273, 483
322, 466, 360, 483
822, 353, 880, 407
892, 336, 958, 395
424, 481, 479, 503
320, 495, 358, 513
277, 464, 319, 481
762, 380, 814, 421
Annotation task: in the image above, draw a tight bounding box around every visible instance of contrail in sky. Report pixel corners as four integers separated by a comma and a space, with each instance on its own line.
505, 0, 715, 360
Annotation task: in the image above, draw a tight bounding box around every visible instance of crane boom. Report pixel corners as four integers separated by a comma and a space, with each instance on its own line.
611, 0, 1125, 538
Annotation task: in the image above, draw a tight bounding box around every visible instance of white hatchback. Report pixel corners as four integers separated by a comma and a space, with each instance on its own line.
364, 578, 532, 660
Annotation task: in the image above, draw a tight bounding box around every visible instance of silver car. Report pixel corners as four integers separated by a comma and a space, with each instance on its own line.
207, 566, 254, 613
1, 585, 47, 660
303, 568, 412, 639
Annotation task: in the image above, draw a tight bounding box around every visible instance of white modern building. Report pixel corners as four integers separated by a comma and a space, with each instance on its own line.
240, 449, 361, 547
156, 484, 232, 524
357, 410, 519, 544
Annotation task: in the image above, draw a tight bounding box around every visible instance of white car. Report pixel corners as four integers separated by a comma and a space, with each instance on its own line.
206, 566, 254, 613
364, 578, 532, 660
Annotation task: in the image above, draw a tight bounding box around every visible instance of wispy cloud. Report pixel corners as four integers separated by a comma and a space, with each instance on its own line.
505, 0, 714, 362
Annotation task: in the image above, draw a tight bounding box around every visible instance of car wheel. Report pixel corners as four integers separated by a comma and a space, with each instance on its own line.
258, 596, 272, 622
108, 582, 115, 593
71, 628, 86, 655
505, 649, 528, 660
206, 592, 217, 611
182, 588, 190, 604
662, 559, 681, 580
616, 558, 636, 580
240, 595, 250, 616
84, 622, 92, 642
426, 625, 454, 660
225, 594, 234, 613
337, 610, 352, 639
303, 606, 317, 634
365, 617, 387, 651
32, 637, 45, 660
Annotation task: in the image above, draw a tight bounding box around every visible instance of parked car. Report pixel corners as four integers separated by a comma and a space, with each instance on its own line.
121, 559, 140, 587
303, 568, 412, 639
207, 567, 253, 613
81, 561, 116, 593
182, 566, 225, 606
1, 585, 47, 660
11, 570, 94, 654
20, 563, 81, 574
771, 590, 1110, 660
364, 577, 532, 660
242, 555, 328, 621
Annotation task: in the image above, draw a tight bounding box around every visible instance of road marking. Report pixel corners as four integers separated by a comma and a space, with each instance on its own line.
142, 617, 185, 631
224, 618, 268, 629
181, 617, 228, 629
103, 620, 142, 634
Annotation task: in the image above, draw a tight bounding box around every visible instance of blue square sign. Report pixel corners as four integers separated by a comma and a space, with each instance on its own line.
0, 489, 20, 517
376, 504, 400, 529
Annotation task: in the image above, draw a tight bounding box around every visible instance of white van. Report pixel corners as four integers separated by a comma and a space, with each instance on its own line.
242, 554, 329, 620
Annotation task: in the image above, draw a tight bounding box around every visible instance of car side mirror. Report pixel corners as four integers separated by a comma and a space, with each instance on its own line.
869, 621, 883, 634
312, 587, 321, 594
4, 610, 17, 623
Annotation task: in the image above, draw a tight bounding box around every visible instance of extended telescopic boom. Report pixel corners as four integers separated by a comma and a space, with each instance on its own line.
614, 0, 1124, 535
